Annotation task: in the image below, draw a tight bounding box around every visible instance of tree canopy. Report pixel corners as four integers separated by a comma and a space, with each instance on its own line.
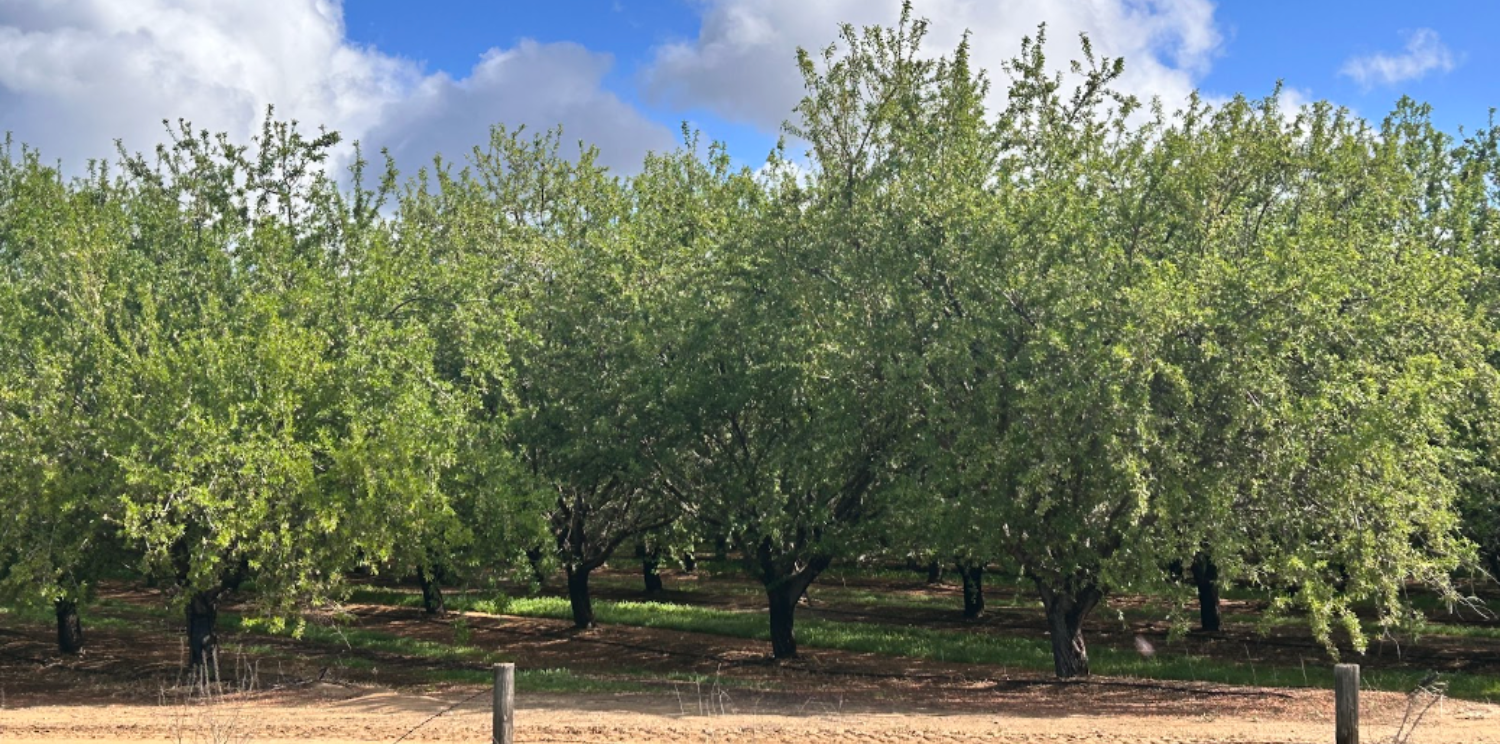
2, 4, 1498, 679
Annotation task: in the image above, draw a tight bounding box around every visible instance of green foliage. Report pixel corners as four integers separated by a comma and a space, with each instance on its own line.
0, 115, 525, 633
499, 128, 696, 574
0, 142, 134, 613
795, 10, 1498, 668
93, 119, 481, 623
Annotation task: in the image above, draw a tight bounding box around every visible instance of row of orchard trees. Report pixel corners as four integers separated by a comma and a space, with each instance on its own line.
4, 7, 1500, 678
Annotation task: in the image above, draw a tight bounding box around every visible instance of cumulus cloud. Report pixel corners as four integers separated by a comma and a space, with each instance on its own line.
641, 0, 1224, 133
0, 0, 673, 175
1339, 29, 1456, 91
0, 0, 411, 168
368, 41, 675, 175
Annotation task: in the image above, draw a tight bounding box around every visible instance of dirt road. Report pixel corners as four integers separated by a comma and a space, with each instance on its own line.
3, 684, 1496, 743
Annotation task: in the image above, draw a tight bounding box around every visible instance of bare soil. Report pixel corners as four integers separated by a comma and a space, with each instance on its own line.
3, 567, 1499, 742
3, 685, 1498, 743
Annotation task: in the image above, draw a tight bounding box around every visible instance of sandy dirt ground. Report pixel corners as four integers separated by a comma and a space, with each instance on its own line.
3, 683, 1497, 743
5, 574, 1500, 743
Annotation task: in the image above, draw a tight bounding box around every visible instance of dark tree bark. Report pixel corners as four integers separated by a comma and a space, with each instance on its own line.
680, 550, 697, 574
566, 565, 596, 628
714, 535, 729, 563
55, 598, 83, 655
925, 560, 943, 585
766, 581, 801, 659
547, 483, 675, 632
1034, 580, 1102, 679
525, 546, 548, 586
417, 567, 446, 616
958, 561, 985, 619
758, 539, 833, 660
186, 590, 220, 669
1190, 552, 1221, 632
639, 545, 664, 594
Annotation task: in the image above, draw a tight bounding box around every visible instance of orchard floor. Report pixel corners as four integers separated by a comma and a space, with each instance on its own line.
4, 609, 1500, 744
3, 682, 1500, 743
4, 568, 1500, 742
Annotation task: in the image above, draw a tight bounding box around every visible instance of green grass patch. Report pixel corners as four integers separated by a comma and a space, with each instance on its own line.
416, 667, 642, 692
350, 590, 1500, 702
416, 666, 749, 694
0, 603, 57, 624
589, 574, 709, 595
346, 588, 515, 616
1406, 618, 1500, 641
220, 612, 511, 667
11, 581, 1500, 703
0, 600, 157, 634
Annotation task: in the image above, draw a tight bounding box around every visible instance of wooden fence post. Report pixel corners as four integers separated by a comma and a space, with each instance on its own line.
1335, 663, 1359, 744
493, 662, 515, 744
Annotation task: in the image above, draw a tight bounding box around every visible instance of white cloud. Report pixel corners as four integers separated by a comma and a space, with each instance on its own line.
641, 0, 1224, 133
0, 0, 409, 168
0, 0, 673, 175
1278, 85, 1315, 114
368, 41, 675, 175
1339, 29, 1456, 90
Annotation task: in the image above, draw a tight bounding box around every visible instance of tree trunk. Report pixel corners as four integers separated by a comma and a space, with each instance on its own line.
926, 560, 943, 584
641, 546, 664, 594
959, 561, 985, 619
766, 580, 802, 659
760, 549, 833, 660
680, 550, 697, 574
526, 547, 548, 586
1191, 552, 1221, 632
1035, 580, 1102, 679
55, 598, 83, 655
714, 535, 729, 562
186, 590, 220, 669
417, 567, 446, 616
565, 566, 595, 629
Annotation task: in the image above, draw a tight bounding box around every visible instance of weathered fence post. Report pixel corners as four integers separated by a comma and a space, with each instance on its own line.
493, 662, 515, 744
1335, 663, 1359, 744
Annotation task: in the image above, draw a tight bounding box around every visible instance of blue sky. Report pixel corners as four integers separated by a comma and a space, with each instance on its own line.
1202, 2, 1494, 130
345, 0, 1500, 163
1, 1, 1495, 175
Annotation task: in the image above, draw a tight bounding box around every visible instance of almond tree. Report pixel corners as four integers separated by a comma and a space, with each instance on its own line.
0, 145, 135, 654
663, 9, 964, 658
101, 118, 480, 668
775, 5, 1492, 677
925, 39, 1490, 676
1445, 115, 1500, 584
447, 128, 711, 628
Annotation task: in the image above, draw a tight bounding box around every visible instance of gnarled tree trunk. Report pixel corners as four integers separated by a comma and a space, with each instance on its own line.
417, 567, 446, 616
1191, 552, 1221, 632
186, 590, 220, 670
766, 581, 802, 659
958, 561, 985, 619
526, 546, 549, 586
759, 542, 833, 660
638, 543, 664, 594
55, 598, 83, 655
566, 565, 596, 628
1034, 580, 1102, 679
926, 560, 943, 585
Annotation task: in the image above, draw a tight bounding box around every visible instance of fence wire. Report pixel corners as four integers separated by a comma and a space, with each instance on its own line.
389, 684, 492, 744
